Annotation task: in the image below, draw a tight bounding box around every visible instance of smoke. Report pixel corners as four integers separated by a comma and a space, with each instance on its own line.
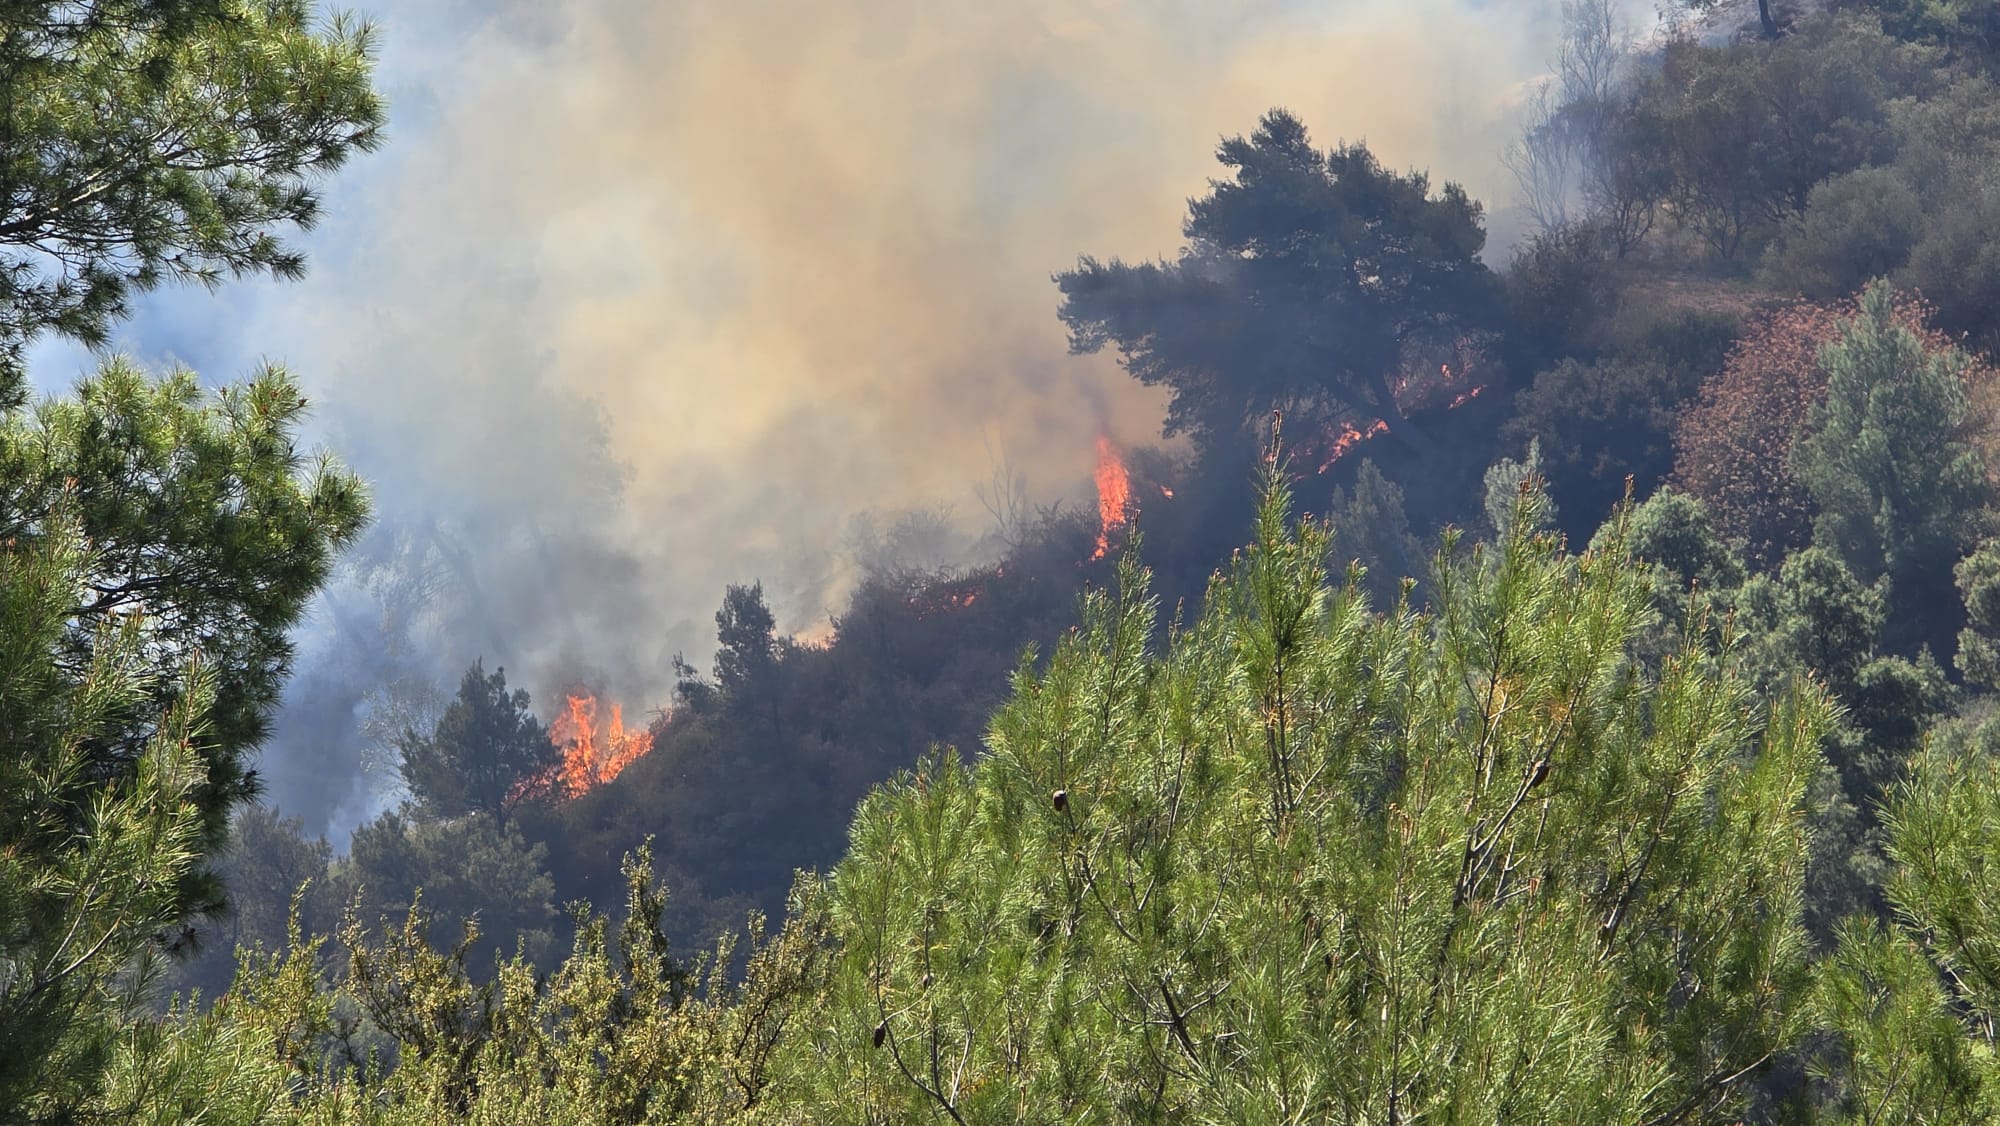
28, 0, 1572, 837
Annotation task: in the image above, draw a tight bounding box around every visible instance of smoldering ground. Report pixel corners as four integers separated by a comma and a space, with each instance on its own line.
29, 0, 1608, 837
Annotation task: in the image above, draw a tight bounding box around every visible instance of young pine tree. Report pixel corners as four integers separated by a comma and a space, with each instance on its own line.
788, 463, 1833, 1123
0, 508, 219, 1121
1793, 280, 1993, 626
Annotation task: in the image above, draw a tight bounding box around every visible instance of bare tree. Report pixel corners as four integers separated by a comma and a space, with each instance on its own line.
1507, 0, 1634, 238
1559, 0, 1626, 111
974, 441, 1033, 550
1504, 80, 1576, 235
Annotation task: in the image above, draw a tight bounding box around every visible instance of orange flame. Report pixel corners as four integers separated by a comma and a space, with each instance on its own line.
1317, 418, 1390, 473
1091, 432, 1132, 560
550, 692, 654, 798
1447, 383, 1487, 409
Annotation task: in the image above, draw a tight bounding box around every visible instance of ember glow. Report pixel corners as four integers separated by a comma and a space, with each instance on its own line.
1310, 352, 1491, 474
1317, 418, 1391, 473
550, 692, 654, 797
1447, 384, 1487, 409
1091, 432, 1133, 560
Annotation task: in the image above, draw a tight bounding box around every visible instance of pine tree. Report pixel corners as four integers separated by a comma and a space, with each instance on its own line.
398, 659, 556, 824
0, 507, 218, 1121
1056, 109, 1499, 456
1811, 737, 2000, 1119
1794, 280, 1993, 611
0, 361, 369, 920
788, 464, 1833, 1122
0, 0, 383, 373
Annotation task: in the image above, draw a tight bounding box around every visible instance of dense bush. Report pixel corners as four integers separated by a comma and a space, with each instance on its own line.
1759, 166, 1924, 301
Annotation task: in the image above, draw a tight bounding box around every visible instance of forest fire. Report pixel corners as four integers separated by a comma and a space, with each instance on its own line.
1310, 359, 1490, 474
1091, 432, 1132, 559
549, 692, 654, 797
1316, 418, 1391, 473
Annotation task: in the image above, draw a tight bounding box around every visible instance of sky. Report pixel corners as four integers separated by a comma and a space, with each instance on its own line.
28, 0, 1635, 836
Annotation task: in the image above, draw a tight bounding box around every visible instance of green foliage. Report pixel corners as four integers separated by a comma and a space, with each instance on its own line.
1505, 353, 1707, 529
176, 843, 836, 1123
1899, 174, 2000, 347
0, 359, 369, 917
1872, 0, 2000, 58
1956, 538, 2000, 686
1812, 736, 2000, 1117
1811, 917, 1996, 1122
334, 810, 558, 974
1614, 487, 1746, 593
0, 507, 217, 1121
398, 660, 555, 824
787, 470, 1833, 1122
169, 803, 337, 999
714, 583, 782, 696
1877, 74, 2000, 347
1630, 17, 1932, 259
1323, 459, 1422, 608
1056, 109, 1499, 454
1503, 221, 1618, 370
1793, 281, 1993, 602
1759, 166, 1924, 302
1481, 439, 1558, 539
1748, 547, 1887, 694
0, 0, 383, 374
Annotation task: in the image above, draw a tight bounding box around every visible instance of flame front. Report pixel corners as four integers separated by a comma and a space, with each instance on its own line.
1317, 418, 1391, 473
1092, 432, 1132, 560
551, 692, 654, 797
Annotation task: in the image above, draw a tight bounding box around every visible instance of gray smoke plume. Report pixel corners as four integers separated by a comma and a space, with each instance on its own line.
28, 0, 1586, 840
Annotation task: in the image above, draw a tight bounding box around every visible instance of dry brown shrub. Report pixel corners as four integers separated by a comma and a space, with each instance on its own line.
1672, 291, 1987, 569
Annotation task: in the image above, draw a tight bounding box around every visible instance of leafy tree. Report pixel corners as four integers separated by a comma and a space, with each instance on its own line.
1673, 294, 1951, 570
1056, 109, 1499, 455
398, 659, 555, 824
1588, 90, 1672, 259
1631, 19, 1928, 258
1501, 221, 1618, 372
1871, 0, 2000, 58
786, 471, 1832, 1122
1747, 547, 1887, 695
1505, 352, 1707, 532
1794, 281, 1994, 618
171, 802, 335, 998
333, 809, 559, 974
1612, 487, 1746, 593
1758, 166, 1924, 302
1673, 0, 1782, 39
1878, 74, 2000, 348
713, 581, 782, 697
0, 0, 383, 369
1898, 176, 2000, 349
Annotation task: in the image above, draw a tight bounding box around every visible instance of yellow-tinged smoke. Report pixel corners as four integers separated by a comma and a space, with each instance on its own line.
231, 0, 1562, 791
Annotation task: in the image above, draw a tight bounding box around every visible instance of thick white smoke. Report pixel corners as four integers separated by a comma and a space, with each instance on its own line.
29, 0, 1588, 837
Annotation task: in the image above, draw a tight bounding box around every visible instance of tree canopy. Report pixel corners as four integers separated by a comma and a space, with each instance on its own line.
398, 660, 556, 824
0, 0, 383, 374
1056, 109, 1499, 455
0, 2, 380, 1117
